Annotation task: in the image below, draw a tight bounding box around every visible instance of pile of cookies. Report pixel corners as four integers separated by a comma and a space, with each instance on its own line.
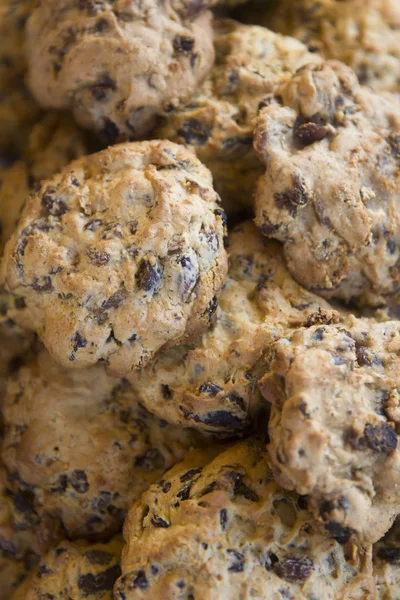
1, 0, 400, 598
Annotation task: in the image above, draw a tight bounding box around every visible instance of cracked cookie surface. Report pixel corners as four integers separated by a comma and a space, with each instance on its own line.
260, 316, 400, 544
254, 61, 400, 306
127, 220, 334, 434
2, 140, 227, 375
26, 0, 215, 142
115, 438, 374, 599
1, 346, 206, 540
157, 20, 321, 214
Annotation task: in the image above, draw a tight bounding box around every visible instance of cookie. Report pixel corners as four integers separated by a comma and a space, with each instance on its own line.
0, 556, 29, 600
270, 0, 400, 94
1, 140, 228, 375
157, 20, 322, 214
259, 315, 400, 544
26, 0, 215, 142
253, 60, 400, 306
11, 536, 122, 600
0, 113, 89, 254
0, 314, 34, 402
127, 220, 334, 434
374, 517, 400, 599
0, 0, 41, 153
115, 438, 375, 599
1, 346, 206, 540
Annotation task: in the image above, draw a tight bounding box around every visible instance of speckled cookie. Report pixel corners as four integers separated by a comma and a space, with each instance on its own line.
260, 316, 400, 544
374, 517, 400, 599
12, 536, 122, 600
26, 0, 215, 142
1, 141, 227, 375
157, 20, 322, 214
270, 0, 400, 94
254, 60, 400, 306
127, 220, 335, 434
0, 113, 89, 254
1, 346, 206, 540
0, 0, 41, 153
115, 438, 375, 599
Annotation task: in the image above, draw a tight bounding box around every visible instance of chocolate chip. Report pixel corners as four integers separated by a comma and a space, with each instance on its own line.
204, 295, 218, 320
42, 189, 68, 216
151, 515, 170, 528
84, 219, 103, 232
324, 521, 352, 544
214, 208, 228, 228
295, 122, 328, 145
85, 550, 113, 565
101, 290, 126, 311
180, 468, 202, 483
132, 569, 149, 590
265, 552, 279, 570
173, 36, 195, 54
86, 247, 111, 266
193, 410, 248, 430
72, 331, 87, 352
69, 470, 89, 493
229, 472, 259, 502
78, 565, 121, 595
161, 384, 172, 400
198, 382, 222, 396
275, 179, 309, 217
136, 259, 163, 293
226, 549, 244, 572
274, 555, 313, 582
177, 119, 211, 146
364, 423, 397, 453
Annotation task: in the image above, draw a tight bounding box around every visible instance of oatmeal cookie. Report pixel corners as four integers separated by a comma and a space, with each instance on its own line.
271, 0, 400, 94
1, 141, 227, 375
254, 61, 400, 306
12, 536, 122, 600
26, 0, 215, 142
1, 346, 206, 539
157, 20, 321, 214
260, 316, 400, 544
374, 517, 400, 599
128, 220, 334, 434
115, 438, 375, 599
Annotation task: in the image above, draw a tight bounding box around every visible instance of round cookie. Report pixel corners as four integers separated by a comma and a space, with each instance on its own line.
374, 517, 400, 599
115, 438, 375, 599
1, 141, 228, 375
259, 316, 400, 544
1, 346, 206, 540
270, 0, 400, 94
127, 220, 335, 434
0, 0, 41, 153
12, 536, 122, 600
0, 113, 89, 254
26, 0, 215, 142
156, 20, 322, 214
253, 60, 400, 306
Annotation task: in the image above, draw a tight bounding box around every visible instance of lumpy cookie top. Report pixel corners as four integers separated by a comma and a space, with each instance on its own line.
373, 517, 400, 599
115, 439, 375, 599
128, 221, 335, 434
1, 346, 206, 540
157, 20, 322, 214
26, 0, 215, 141
12, 536, 122, 600
260, 316, 400, 544
254, 61, 400, 306
2, 140, 227, 375
271, 0, 400, 94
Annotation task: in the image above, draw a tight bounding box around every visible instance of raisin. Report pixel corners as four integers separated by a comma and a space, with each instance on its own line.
72, 332, 87, 352
274, 555, 313, 582
177, 119, 211, 145
226, 549, 244, 572
161, 384, 172, 400
295, 122, 328, 145
180, 468, 202, 483
173, 36, 195, 54
178, 255, 198, 301
42, 189, 68, 216
229, 472, 259, 502
84, 219, 103, 232
78, 565, 121, 594
132, 569, 149, 590
69, 470, 89, 494
265, 552, 279, 570
364, 423, 397, 453
87, 247, 111, 266
136, 259, 163, 293
101, 290, 125, 311
193, 410, 248, 430
199, 382, 222, 397
324, 521, 352, 544
274, 176, 309, 216
356, 347, 381, 367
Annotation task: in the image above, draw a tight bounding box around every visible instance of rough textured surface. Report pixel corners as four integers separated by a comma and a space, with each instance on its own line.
260, 316, 400, 544
157, 20, 321, 214
0, 113, 89, 254
128, 220, 334, 434
26, 0, 215, 142
115, 438, 375, 599
374, 517, 400, 599
254, 61, 400, 306
2, 140, 227, 375
1, 346, 206, 540
12, 536, 122, 600
270, 0, 400, 94
0, 0, 40, 154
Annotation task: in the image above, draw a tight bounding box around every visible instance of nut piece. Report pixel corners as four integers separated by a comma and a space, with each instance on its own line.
26, 0, 215, 141
2, 140, 227, 375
